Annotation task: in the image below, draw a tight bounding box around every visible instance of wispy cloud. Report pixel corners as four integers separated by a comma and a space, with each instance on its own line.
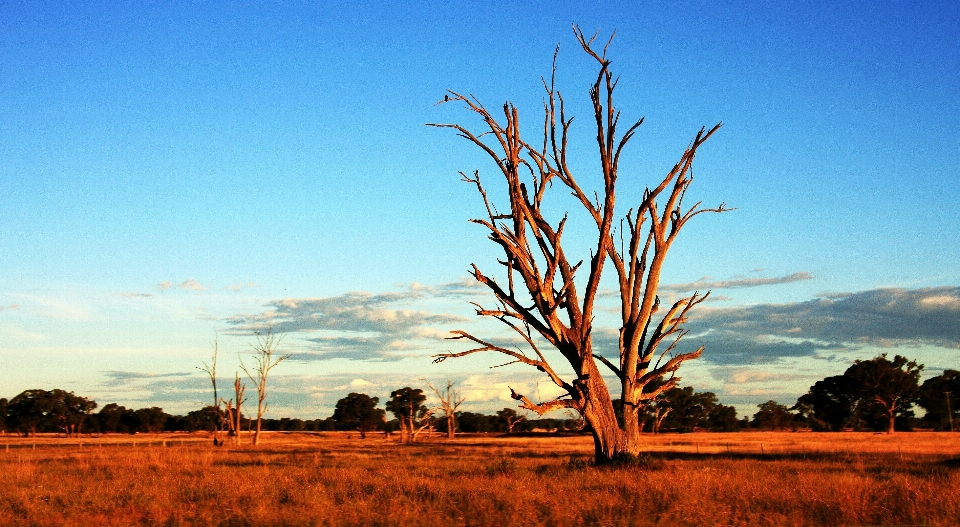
155, 279, 208, 291
709, 367, 815, 385
410, 277, 487, 297
116, 292, 153, 298
0, 322, 46, 341
179, 278, 205, 291
661, 272, 813, 293
102, 370, 194, 387
294, 334, 411, 362
230, 293, 462, 334
226, 282, 260, 291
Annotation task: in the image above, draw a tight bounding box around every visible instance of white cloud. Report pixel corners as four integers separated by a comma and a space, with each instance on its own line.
179, 278, 205, 291
920, 295, 960, 310
226, 282, 260, 292
689, 286, 960, 365
710, 367, 808, 384
227, 289, 466, 361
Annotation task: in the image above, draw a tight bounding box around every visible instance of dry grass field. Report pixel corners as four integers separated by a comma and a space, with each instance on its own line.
2, 431, 959, 526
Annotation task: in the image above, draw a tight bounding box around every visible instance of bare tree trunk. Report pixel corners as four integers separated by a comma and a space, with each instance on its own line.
581, 372, 631, 461
405, 407, 414, 443
233, 375, 246, 446
652, 407, 671, 435
411, 419, 431, 441
223, 399, 235, 437
623, 404, 641, 442
505, 415, 524, 433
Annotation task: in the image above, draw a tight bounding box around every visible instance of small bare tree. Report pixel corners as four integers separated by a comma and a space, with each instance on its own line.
222, 373, 247, 446
651, 407, 671, 435
427, 379, 465, 439
497, 407, 526, 433
198, 334, 223, 446
429, 27, 729, 463
240, 330, 289, 446
386, 387, 434, 443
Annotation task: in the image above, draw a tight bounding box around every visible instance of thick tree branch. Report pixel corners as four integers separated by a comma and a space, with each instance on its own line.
509, 386, 580, 415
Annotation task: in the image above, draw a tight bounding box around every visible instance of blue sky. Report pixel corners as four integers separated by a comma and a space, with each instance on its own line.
1, 1, 958, 419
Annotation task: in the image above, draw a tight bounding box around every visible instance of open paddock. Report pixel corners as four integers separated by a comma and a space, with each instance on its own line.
1, 431, 959, 526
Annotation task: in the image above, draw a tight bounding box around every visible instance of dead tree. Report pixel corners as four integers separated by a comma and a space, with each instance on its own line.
240, 330, 289, 446
429, 26, 729, 463
652, 407, 671, 435
497, 408, 526, 433
427, 380, 464, 439
222, 399, 235, 439
198, 334, 223, 446
399, 408, 435, 443
222, 373, 247, 446
386, 387, 434, 443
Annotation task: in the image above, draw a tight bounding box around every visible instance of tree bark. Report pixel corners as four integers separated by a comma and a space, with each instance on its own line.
582, 382, 628, 461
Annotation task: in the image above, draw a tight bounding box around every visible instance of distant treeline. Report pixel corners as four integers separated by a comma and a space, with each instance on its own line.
2, 355, 957, 437
0, 388, 585, 437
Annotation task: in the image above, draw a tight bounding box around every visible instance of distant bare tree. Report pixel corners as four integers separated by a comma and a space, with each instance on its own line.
652, 407, 671, 435
496, 407, 526, 433
427, 380, 465, 439
430, 26, 728, 463
222, 373, 247, 446
198, 334, 223, 446
241, 330, 289, 446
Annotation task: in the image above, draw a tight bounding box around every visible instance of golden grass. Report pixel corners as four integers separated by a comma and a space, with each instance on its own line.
1, 431, 959, 526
